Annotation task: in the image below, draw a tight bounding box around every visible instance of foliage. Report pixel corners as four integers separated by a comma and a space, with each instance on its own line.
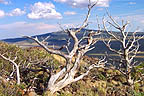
0, 42, 143, 95
0, 81, 23, 96
0, 42, 61, 95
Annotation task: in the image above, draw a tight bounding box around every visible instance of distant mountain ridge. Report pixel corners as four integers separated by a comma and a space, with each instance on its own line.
1, 29, 144, 56
1, 32, 54, 43
1, 29, 100, 44
2, 28, 144, 44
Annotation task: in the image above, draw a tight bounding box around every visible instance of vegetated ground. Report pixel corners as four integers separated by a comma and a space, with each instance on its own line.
0, 42, 144, 96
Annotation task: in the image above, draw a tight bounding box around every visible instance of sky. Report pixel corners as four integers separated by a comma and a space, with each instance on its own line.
0, 0, 144, 39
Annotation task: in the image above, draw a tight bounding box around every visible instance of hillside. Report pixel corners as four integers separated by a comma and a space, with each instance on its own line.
0, 42, 144, 96
2, 29, 144, 44
1, 29, 144, 61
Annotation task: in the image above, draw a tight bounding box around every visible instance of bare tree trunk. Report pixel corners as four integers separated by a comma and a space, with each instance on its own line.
103, 11, 144, 86
0, 54, 21, 85
15, 65, 20, 85
24, 1, 105, 94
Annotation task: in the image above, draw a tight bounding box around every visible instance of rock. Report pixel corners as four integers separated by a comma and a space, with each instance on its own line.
140, 86, 144, 92
28, 92, 37, 96
106, 69, 113, 74
111, 80, 118, 85
52, 54, 66, 64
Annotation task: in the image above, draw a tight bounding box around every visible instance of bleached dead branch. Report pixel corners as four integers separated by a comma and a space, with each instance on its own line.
24, 1, 105, 94
0, 54, 20, 85
103, 12, 144, 85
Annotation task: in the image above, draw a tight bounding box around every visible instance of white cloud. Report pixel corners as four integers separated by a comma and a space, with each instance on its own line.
64, 11, 76, 15
0, 0, 10, 5
27, 2, 62, 19
126, 15, 144, 24
110, 14, 144, 32
0, 22, 59, 39
128, 2, 136, 5
0, 10, 5, 17
7, 8, 26, 16
140, 20, 144, 24
54, 0, 110, 8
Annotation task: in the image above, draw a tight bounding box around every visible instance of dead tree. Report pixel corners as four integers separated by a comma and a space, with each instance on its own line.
0, 54, 21, 85
103, 12, 144, 85
24, 1, 106, 94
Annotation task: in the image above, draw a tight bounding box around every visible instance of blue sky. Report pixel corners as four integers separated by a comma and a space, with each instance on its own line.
0, 0, 144, 39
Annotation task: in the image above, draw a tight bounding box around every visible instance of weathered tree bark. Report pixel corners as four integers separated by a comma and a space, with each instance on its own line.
0, 54, 21, 85
103, 12, 144, 85
25, 1, 107, 94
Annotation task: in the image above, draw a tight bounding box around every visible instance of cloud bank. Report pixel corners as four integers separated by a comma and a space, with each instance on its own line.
0, 0, 10, 5
54, 0, 110, 8
128, 2, 136, 5
0, 10, 5, 17
27, 2, 62, 19
64, 11, 76, 15
7, 8, 26, 16
0, 22, 58, 39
